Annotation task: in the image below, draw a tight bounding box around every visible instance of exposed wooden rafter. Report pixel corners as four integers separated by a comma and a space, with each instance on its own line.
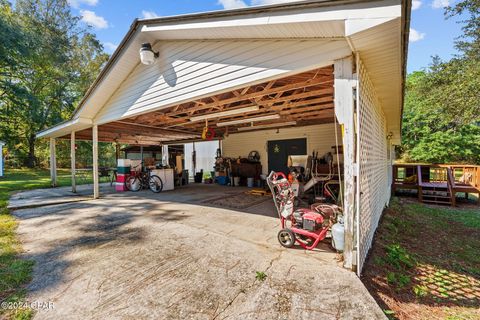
61, 66, 335, 144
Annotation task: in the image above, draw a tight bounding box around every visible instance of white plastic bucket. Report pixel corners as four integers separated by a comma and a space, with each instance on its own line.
233, 177, 240, 186
247, 177, 254, 188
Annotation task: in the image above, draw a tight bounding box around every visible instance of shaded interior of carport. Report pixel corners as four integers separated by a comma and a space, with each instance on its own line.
54, 65, 341, 195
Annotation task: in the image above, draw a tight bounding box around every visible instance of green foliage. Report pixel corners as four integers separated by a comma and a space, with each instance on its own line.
0, 0, 109, 167
381, 244, 415, 290
0, 202, 34, 318
11, 308, 34, 320
413, 285, 428, 298
386, 271, 411, 289
255, 271, 267, 281
384, 244, 415, 270
446, 0, 480, 59
401, 68, 480, 164
365, 197, 480, 319
401, 2, 480, 164
383, 309, 395, 320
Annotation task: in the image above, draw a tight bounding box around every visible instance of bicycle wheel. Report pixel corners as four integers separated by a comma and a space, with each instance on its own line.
126, 176, 141, 192
149, 175, 163, 193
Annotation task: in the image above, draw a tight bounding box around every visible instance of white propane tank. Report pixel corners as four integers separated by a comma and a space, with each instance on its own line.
331, 216, 345, 251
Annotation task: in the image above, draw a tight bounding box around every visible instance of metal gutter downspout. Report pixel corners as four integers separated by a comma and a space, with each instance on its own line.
398, 0, 411, 142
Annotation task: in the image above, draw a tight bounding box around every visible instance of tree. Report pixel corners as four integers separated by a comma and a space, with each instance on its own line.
400, 1, 480, 164
401, 68, 480, 164
0, 0, 108, 167
0, 1, 35, 154
447, 0, 480, 58
432, 0, 480, 123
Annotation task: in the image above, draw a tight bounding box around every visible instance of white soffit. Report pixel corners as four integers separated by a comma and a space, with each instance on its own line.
36, 117, 92, 139
141, 0, 400, 40
349, 18, 403, 135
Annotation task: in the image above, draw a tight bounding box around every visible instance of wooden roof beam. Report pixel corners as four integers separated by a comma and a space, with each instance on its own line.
165, 77, 332, 117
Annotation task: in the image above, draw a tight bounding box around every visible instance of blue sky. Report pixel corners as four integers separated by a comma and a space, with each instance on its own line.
68, 0, 465, 73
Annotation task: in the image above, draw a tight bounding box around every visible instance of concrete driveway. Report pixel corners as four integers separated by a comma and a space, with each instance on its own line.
13, 185, 386, 319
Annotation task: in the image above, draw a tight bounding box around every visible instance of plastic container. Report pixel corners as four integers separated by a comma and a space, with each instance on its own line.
194, 172, 203, 183
247, 177, 254, 188
116, 173, 128, 183
331, 216, 345, 251
117, 159, 131, 167
216, 176, 229, 185
117, 166, 131, 174
233, 177, 240, 186
115, 182, 127, 192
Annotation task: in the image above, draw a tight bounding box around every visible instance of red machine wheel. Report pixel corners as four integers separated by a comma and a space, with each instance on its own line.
277, 228, 296, 248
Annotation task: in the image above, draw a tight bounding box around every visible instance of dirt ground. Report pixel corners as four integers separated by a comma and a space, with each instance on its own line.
12, 185, 386, 319
361, 197, 480, 320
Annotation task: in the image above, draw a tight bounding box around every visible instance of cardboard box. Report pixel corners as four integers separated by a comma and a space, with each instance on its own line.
130, 160, 142, 172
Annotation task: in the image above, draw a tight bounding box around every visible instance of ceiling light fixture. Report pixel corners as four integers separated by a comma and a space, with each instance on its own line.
237, 121, 297, 132
217, 114, 280, 127
139, 43, 159, 65
189, 105, 259, 122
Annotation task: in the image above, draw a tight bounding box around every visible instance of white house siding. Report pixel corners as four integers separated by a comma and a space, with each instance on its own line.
93, 39, 351, 124
356, 58, 391, 273
222, 123, 341, 175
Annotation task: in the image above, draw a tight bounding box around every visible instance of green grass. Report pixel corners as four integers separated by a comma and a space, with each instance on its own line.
0, 168, 94, 319
399, 201, 480, 277
364, 197, 480, 320
255, 271, 267, 282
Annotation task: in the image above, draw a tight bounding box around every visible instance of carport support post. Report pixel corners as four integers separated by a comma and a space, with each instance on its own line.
71, 131, 76, 193
92, 125, 99, 199
49, 137, 57, 187
334, 56, 356, 270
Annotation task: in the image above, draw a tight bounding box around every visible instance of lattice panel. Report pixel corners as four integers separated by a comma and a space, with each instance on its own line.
357, 59, 390, 272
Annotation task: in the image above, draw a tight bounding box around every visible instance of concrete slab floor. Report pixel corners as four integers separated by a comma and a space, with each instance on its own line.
12, 185, 386, 319
7, 183, 115, 210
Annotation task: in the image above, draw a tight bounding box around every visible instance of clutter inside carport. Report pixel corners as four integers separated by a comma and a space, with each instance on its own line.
287, 148, 343, 206
213, 149, 262, 187
267, 171, 344, 251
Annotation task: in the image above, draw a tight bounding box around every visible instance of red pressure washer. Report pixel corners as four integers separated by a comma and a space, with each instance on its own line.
266, 171, 340, 250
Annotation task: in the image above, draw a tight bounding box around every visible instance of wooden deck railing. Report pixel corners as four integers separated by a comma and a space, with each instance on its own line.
447, 167, 456, 206
392, 164, 480, 205
449, 165, 480, 190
